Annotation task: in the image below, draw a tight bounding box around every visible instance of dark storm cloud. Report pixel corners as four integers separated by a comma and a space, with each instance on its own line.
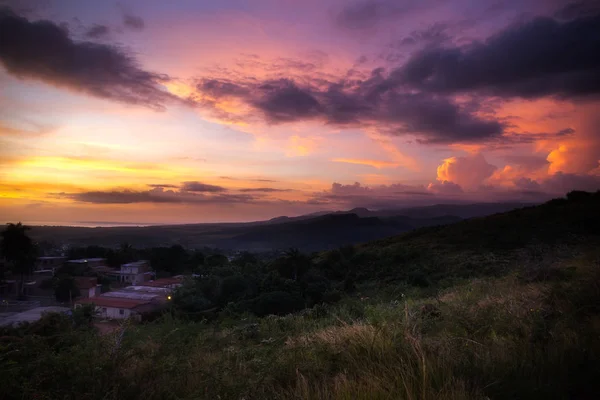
554, 1, 600, 19
85, 24, 109, 38
397, 12, 600, 98
501, 127, 576, 144
67, 189, 178, 204
123, 14, 144, 30
254, 80, 322, 122
57, 187, 257, 204
181, 181, 227, 193
0, 9, 179, 110
196, 74, 505, 143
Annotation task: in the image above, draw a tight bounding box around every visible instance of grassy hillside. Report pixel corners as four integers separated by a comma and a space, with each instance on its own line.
1, 191, 599, 400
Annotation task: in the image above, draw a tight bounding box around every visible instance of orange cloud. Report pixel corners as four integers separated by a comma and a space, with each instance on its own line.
436, 154, 496, 189
286, 135, 320, 156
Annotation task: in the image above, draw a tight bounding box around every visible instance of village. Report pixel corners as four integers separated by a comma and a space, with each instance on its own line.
0, 256, 184, 327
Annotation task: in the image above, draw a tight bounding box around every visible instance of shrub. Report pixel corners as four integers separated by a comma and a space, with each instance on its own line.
252, 291, 305, 316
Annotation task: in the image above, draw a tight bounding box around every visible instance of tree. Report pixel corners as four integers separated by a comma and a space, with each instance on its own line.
54, 276, 80, 302
276, 248, 311, 280
0, 223, 36, 298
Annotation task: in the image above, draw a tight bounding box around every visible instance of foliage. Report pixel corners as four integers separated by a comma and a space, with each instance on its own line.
1, 191, 599, 399
0, 222, 36, 296
54, 275, 80, 302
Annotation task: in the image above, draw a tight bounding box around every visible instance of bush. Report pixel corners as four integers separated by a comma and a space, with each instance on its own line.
54, 276, 80, 302
252, 291, 305, 316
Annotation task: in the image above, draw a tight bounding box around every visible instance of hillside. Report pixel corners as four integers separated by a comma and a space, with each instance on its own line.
329, 190, 600, 285
2, 192, 599, 400
221, 213, 463, 251
27, 202, 527, 250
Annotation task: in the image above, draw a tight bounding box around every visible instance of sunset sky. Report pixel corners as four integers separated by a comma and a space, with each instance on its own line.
1, 0, 599, 225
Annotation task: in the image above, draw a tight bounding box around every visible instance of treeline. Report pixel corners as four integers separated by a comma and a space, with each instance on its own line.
63, 244, 358, 317
64, 243, 207, 276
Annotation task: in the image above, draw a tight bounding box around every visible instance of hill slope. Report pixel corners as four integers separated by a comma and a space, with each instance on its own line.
315, 191, 600, 285
26, 202, 528, 250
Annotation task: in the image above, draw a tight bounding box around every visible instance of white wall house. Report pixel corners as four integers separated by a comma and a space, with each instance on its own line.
75, 297, 156, 320
111, 261, 153, 285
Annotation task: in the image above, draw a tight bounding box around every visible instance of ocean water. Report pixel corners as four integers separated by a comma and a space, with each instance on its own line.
15, 221, 163, 228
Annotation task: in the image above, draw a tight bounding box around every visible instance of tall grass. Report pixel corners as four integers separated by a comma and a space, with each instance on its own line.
1, 251, 599, 400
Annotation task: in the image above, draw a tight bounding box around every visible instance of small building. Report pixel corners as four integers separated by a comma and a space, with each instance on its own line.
109, 260, 153, 285
74, 277, 100, 299
68, 258, 106, 269
140, 277, 183, 289
74, 297, 159, 320
35, 256, 66, 272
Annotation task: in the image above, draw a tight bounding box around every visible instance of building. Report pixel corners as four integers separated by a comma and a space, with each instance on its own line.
109, 260, 153, 285
35, 256, 66, 272
75, 297, 158, 321
140, 277, 184, 289
67, 258, 106, 269
74, 277, 101, 299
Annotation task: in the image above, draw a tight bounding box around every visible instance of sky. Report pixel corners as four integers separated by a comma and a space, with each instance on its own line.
0, 0, 599, 225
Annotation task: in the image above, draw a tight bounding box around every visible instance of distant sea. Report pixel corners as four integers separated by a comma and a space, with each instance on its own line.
17, 221, 164, 228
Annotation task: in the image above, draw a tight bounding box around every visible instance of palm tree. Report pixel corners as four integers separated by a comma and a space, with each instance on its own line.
283, 248, 310, 281
0, 223, 36, 298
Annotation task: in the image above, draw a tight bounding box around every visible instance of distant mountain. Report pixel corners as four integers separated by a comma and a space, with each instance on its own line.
219, 213, 463, 252
325, 202, 535, 219
264, 202, 535, 223
27, 202, 533, 251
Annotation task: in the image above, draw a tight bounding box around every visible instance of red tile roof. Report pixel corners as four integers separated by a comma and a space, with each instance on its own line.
75, 296, 150, 309
140, 277, 182, 287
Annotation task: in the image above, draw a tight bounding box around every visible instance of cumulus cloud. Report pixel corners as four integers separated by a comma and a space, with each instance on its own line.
316, 181, 436, 208
427, 180, 463, 194
436, 154, 497, 189
0, 9, 180, 110
397, 12, 600, 99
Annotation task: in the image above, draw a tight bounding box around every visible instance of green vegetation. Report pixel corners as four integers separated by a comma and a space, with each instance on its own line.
1, 191, 599, 399
0, 222, 37, 297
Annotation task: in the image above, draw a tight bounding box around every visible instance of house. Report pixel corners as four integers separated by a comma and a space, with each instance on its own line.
74, 296, 160, 321
140, 277, 183, 289
35, 256, 66, 272
74, 277, 100, 299
67, 258, 106, 269
109, 260, 153, 285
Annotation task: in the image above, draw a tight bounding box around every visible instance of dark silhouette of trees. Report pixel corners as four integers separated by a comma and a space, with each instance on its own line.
1, 223, 36, 298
